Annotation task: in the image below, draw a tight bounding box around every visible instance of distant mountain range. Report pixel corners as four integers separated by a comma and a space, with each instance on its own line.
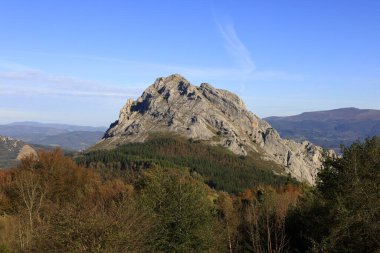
265, 107, 380, 152
0, 122, 107, 151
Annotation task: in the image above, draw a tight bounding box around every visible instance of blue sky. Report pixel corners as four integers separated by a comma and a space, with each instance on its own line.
1, 0, 379, 126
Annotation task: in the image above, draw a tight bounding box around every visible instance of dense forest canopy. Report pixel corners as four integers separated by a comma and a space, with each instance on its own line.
0, 137, 378, 252
77, 134, 296, 193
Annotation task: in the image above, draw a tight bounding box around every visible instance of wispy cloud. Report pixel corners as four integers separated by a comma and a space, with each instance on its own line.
217, 22, 255, 73
215, 20, 303, 82
0, 69, 143, 98
7, 49, 302, 84
0, 108, 52, 124
3, 53, 245, 81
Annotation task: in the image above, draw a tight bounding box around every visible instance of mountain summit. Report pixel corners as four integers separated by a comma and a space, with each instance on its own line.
96, 74, 329, 184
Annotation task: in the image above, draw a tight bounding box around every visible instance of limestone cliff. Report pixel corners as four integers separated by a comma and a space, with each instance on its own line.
96, 74, 331, 184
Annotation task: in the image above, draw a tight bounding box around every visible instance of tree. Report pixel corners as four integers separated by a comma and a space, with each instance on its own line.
240, 186, 298, 253
0, 150, 155, 252
139, 167, 221, 252
216, 192, 240, 253
14, 169, 46, 249
287, 137, 380, 253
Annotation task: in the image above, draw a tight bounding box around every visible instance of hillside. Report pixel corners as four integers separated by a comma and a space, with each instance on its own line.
78, 133, 296, 193
265, 107, 380, 151
0, 122, 106, 151
0, 136, 37, 168
93, 74, 331, 184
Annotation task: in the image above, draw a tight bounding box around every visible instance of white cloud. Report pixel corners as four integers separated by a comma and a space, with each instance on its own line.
217, 22, 255, 73
0, 108, 51, 124
215, 20, 303, 83
4, 49, 302, 85
0, 69, 143, 98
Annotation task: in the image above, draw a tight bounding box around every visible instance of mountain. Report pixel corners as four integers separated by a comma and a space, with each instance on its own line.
265, 107, 380, 152
93, 74, 330, 184
30, 131, 105, 151
0, 136, 37, 168
0, 122, 106, 151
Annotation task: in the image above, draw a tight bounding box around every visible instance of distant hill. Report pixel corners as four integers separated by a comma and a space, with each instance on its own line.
265, 107, 380, 152
33, 131, 105, 151
0, 136, 37, 168
0, 122, 106, 151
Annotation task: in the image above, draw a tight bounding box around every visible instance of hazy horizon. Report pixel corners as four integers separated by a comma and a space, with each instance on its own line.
1, 106, 379, 128
1, 1, 379, 125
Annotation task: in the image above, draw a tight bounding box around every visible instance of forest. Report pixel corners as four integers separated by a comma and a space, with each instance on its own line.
77, 134, 297, 193
0, 137, 378, 252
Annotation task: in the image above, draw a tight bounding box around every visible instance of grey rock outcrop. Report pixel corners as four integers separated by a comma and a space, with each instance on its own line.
98, 74, 331, 184
0, 136, 37, 168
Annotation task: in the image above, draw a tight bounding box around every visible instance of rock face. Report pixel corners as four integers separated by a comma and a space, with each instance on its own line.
98, 74, 330, 184
16, 144, 38, 160
0, 136, 37, 168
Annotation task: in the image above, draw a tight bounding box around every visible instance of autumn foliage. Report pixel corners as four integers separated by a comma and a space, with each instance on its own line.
0, 149, 303, 252
1, 137, 377, 252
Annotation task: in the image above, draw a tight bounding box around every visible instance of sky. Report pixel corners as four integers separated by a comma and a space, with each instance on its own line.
0, 0, 379, 126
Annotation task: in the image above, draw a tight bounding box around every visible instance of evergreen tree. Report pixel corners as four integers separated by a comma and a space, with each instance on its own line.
287, 137, 380, 253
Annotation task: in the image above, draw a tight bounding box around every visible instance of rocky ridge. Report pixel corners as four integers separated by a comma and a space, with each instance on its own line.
97, 74, 331, 184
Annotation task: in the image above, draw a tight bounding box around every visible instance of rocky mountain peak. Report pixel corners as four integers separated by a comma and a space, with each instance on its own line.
97, 74, 332, 184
